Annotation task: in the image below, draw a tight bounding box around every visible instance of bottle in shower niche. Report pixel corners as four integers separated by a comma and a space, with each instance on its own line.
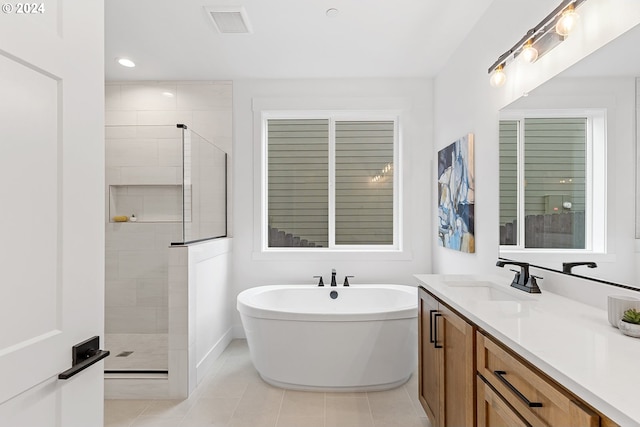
130, 214, 137, 222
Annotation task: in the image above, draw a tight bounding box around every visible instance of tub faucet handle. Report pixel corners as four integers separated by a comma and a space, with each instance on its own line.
313, 276, 324, 287
343, 276, 354, 287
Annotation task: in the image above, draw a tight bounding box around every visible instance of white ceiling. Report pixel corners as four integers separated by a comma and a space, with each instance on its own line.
105, 0, 495, 81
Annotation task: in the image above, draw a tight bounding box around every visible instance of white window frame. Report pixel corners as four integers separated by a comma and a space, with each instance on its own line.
499, 108, 607, 260
261, 110, 401, 252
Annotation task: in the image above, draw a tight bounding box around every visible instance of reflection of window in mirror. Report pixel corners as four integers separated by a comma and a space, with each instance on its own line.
499, 110, 606, 252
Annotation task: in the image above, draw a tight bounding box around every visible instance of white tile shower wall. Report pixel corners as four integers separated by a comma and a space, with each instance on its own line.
168, 245, 189, 398
105, 81, 232, 336
105, 81, 232, 153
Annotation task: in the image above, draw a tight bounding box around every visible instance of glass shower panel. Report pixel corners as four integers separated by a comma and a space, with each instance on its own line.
178, 126, 228, 244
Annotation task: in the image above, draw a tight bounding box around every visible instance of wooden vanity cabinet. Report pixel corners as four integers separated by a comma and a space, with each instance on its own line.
418, 287, 475, 427
477, 332, 603, 427
418, 285, 619, 427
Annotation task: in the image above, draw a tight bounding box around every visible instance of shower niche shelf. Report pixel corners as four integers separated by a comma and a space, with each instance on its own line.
109, 184, 182, 223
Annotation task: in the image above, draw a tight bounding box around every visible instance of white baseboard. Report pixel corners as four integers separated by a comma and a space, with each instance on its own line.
232, 324, 246, 339
196, 327, 234, 384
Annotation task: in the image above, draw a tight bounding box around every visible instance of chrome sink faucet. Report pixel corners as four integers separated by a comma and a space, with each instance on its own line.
496, 260, 542, 294
331, 269, 337, 286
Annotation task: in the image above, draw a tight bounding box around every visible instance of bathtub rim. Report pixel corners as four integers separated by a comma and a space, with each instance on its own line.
237, 284, 417, 322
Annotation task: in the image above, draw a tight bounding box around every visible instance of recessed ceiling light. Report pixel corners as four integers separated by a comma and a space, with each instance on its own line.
326, 8, 339, 18
162, 92, 175, 98
116, 58, 136, 68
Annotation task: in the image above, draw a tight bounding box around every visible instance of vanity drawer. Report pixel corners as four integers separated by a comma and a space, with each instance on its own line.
477, 376, 530, 427
477, 332, 599, 427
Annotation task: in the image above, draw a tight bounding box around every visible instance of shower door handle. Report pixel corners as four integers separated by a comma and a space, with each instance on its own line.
58, 336, 110, 380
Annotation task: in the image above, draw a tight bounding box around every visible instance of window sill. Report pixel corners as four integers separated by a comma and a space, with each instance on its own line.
252, 248, 412, 262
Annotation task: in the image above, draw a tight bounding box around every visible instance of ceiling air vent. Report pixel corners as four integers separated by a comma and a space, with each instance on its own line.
205, 6, 253, 34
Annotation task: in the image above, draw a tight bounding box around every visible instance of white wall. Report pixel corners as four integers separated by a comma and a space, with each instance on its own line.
433, 0, 640, 305
231, 78, 433, 330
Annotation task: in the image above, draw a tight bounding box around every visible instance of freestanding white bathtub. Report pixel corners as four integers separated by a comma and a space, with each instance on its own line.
237, 284, 417, 392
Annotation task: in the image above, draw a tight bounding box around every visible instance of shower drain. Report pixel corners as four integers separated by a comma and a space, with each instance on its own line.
115, 351, 134, 357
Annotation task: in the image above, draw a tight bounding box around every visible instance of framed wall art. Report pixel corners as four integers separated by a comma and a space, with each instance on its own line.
437, 133, 475, 253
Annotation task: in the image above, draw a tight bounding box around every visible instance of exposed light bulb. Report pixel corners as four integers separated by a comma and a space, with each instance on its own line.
117, 58, 136, 68
521, 40, 538, 63
489, 65, 506, 87
556, 5, 578, 36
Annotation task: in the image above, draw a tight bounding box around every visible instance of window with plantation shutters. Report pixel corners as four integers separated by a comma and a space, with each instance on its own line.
499, 110, 606, 252
265, 115, 397, 249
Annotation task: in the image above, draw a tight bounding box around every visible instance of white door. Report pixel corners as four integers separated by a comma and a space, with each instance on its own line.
0, 1, 105, 426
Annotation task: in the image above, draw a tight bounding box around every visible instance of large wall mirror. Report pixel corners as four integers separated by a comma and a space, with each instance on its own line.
498, 23, 640, 289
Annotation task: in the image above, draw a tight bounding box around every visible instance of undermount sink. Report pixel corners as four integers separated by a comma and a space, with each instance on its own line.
444, 281, 532, 301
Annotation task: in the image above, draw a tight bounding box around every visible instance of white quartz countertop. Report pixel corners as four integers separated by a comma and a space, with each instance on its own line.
414, 274, 640, 427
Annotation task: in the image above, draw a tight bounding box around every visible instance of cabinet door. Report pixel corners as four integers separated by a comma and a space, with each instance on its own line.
418, 288, 442, 426
441, 303, 476, 427
478, 378, 530, 427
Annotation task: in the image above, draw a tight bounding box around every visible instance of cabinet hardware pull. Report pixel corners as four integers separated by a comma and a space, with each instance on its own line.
494, 370, 543, 408
433, 313, 443, 349
429, 310, 437, 343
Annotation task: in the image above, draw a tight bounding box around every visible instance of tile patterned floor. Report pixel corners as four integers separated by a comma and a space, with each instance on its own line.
105, 333, 168, 371
105, 340, 430, 427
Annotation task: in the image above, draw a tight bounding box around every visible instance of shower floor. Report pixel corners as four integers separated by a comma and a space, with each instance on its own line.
104, 333, 168, 372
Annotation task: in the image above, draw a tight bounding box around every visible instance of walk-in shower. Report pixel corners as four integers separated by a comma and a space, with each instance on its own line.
104, 124, 227, 379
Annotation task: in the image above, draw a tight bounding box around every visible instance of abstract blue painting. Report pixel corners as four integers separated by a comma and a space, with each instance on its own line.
438, 134, 475, 252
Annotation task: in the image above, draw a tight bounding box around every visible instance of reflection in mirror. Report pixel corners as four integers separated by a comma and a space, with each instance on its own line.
498, 23, 640, 288
499, 114, 588, 249
562, 261, 597, 274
